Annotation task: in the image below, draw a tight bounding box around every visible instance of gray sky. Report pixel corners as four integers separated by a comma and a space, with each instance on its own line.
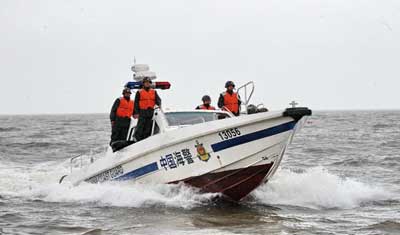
1, 0, 399, 114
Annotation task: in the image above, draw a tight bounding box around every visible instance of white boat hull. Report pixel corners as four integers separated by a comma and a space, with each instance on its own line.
63, 108, 310, 201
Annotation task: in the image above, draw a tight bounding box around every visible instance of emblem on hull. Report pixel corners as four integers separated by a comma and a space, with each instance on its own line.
195, 140, 211, 162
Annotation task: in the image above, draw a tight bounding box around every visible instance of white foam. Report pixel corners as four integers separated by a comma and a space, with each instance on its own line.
0, 160, 390, 209
32, 181, 216, 209
0, 160, 216, 209
252, 166, 390, 209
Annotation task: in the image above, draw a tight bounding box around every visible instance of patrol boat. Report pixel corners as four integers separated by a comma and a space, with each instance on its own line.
60, 80, 311, 202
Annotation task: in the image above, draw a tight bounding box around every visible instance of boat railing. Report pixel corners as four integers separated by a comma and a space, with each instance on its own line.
236, 81, 255, 114
221, 106, 235, 116
69, 148, 105, 173
152, 106, 169, 134
69, 154, 86, 173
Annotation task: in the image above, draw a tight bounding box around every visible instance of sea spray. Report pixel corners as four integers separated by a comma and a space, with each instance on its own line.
0, 160, 217, 209
252, 166, 390, 209
32, 181, 218, 209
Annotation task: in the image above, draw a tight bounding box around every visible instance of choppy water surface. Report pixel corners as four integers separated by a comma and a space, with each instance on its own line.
0, 111, 399, 235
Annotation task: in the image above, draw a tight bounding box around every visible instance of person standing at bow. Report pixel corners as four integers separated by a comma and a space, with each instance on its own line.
195, 95, 216, 110
109, 88, 135, 146
134, 77, 162, 141
218, 81, 241, 116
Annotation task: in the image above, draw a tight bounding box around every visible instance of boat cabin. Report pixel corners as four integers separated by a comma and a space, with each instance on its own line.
126, 109, 234, 142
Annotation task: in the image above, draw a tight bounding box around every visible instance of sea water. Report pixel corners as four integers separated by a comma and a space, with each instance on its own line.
0, 111, 399, 234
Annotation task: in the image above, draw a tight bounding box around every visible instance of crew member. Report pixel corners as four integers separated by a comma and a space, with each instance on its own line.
134, 77, 161, 141
110, 88, 135, 146
196, 95, 216, 110
218, 81, 241, 116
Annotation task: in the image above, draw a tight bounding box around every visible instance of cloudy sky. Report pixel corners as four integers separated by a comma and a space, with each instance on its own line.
1, 0, 399, 114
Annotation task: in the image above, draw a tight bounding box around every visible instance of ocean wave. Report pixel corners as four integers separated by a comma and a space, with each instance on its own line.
0, 127, 20, 132
380, 141, 400, 148
380, 156, 400, 167
7, 142, 64, 149
329, 158, 370, 167
0, 160, 218, 209
362, 220, 400, 233
360, 199, 400, 207
252, 167, 392, 209
27, 133, 49, 138
0, 213, 23, 221
372, 123, 392, 129
303, 147, 340, 154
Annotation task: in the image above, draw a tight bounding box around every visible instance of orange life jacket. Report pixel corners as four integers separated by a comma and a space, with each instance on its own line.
199, 105, 216, 110
139, 89, 156, 110
116, 97, 134, 118
223, 92, 239, 114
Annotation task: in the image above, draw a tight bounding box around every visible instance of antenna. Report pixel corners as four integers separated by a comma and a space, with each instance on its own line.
289, 100, 298, 108
133, 56, 136, 65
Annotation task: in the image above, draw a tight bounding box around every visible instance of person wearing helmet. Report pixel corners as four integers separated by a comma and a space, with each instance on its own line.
134, 77, 162, 141
218, 81, 241, 116
109, 88, 135, 147
196, 95, 216, 110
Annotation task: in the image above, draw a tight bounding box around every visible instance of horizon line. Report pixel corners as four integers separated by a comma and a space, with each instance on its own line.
1, 108, 400, 116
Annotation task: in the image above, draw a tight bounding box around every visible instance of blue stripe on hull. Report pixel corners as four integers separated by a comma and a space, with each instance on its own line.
211, 121, 296, 152
116, 162, 159, 181
114, 121, 295, 182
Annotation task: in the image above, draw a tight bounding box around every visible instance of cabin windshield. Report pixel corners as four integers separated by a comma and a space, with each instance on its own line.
165, 112, 230, 126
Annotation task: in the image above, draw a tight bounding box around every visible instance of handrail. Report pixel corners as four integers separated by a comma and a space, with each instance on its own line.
222, 106, 235, 117
69, 148, 104, 173
70, 154, 84, 173
152, 105, 168, 134
236, 81, 255, 114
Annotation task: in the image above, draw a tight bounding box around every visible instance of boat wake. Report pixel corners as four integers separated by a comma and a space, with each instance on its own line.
0, 159, 217, 209
252, 166, 392, 209
0, 159, 392, 210
36, 181, 217, 209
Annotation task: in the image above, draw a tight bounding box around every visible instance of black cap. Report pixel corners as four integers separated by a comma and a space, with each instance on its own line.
202, 95, 211, 102
142, 77, 152, 83
122, 88, 132, 94
225, 81, 235, 88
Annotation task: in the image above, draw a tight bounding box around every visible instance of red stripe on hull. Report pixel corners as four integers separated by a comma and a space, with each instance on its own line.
171, 163, 274, 201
